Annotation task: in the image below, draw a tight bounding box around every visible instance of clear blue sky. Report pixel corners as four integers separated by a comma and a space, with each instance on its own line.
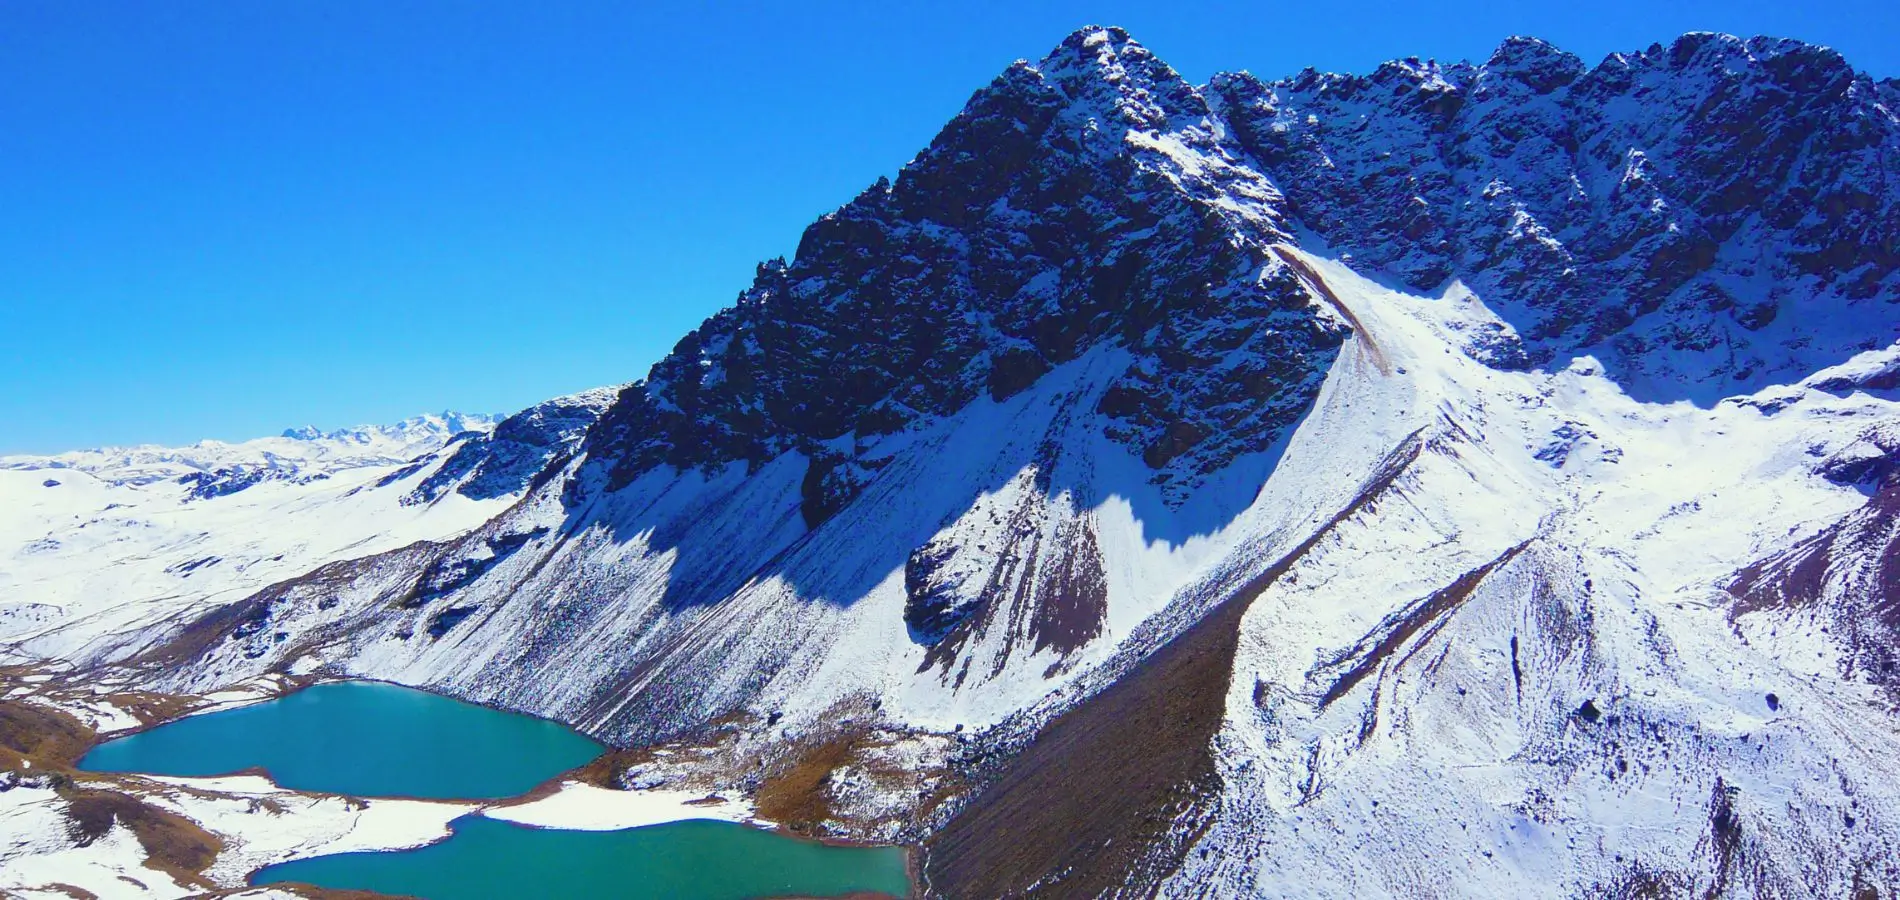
4, 1, 1896, 452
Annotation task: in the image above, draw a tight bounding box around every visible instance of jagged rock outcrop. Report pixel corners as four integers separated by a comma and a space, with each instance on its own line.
1213, 33, 1900, 399
585, 26, 1349, 511
407, 387, 618, 503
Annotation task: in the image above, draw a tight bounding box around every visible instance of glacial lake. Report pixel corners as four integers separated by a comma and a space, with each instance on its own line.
79, 680, 913, 899
253, 815, 913, 900
80, 680, 603, 799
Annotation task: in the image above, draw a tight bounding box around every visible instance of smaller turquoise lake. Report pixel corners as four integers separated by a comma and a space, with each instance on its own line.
79, 681, 603, 799
253, 816, 913, 900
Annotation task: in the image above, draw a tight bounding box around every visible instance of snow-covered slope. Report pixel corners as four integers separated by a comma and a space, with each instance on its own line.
8, 24, 1900, 899
1152, 252, 1900, 898
0, 394, 629, 667
0, 413, 517, 662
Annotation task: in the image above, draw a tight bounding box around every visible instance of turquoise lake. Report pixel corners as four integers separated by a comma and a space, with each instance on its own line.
253, 815, 913, 900
78, 680, 913, 899
80, 681, 604, 799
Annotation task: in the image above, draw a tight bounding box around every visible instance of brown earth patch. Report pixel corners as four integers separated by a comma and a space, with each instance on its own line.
25, 884, 99, 900
566, 701, 953, 850
567, 745, 662, 789
753, 721, 962, 842
100, 691, 203, 728
756, 733, 861, 837
62, 788, 223, 889
1272, 245, 1390, 375
0, 699, 97, 770
924, 574, 1246, 898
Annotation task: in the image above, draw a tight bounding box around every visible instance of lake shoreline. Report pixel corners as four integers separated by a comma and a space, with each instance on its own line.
248, 811, 913, 899
74, 674, 920, 899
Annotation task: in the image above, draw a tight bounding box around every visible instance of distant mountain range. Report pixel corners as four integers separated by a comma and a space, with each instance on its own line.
6, 25, 1900, 899
6, 412, 502, 489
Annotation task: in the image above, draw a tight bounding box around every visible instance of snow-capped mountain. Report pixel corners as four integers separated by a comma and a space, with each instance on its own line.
277, 411, 498, 445
0, 402, 609, 663
9, 25, 1900, 899
4, 412, 502, 492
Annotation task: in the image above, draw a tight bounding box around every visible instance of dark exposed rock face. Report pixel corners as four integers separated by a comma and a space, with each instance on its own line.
427, 606, 479, 638
584, 26, 1348, 506
1026, 517, 1109, 657
177, 467, 274, 500
1213, 33, 1900, 398
400, 526, 550, 609
903, 540, 973, 644
408, 388, 618, 504
903, 509, 1109, 675
1815, 426, 1900, 487
150, 23, 1900, 742
178, 466, 326, 500
1729, 475, 1900, 691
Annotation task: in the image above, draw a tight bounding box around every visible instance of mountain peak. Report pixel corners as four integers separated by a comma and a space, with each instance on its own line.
1050, 24, 1137, 59
1030, 24, 1205, 129
1483, 35, 1584, 93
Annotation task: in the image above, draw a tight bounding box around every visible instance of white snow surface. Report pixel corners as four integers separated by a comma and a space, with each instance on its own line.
0, 414, 516, 661
0, 773, 472, 899
161, 348, 1287, 740
1159, 250, 1900, 896
0, 783, 171, 899
482, 781, 753, 831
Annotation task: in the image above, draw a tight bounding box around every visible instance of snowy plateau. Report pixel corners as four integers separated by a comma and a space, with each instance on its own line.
5, 23, 1900, 900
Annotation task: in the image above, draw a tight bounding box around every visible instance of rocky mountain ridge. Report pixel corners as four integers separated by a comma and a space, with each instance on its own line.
573, 26, 1899, 533
586, 26, 1349, 515
1216, 32, 1899, 400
